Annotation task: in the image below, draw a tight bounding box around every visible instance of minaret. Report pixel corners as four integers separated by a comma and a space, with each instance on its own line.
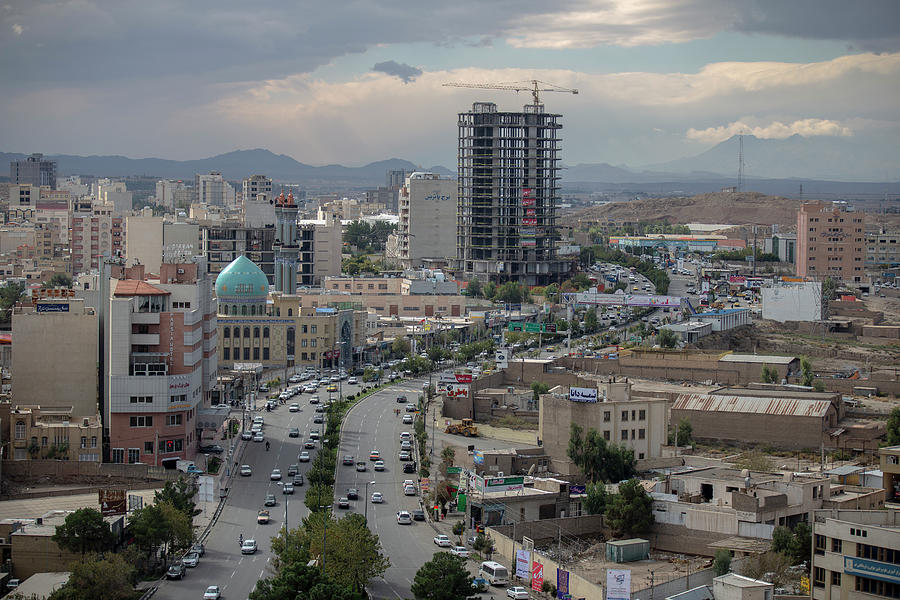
273, 190, 300, 294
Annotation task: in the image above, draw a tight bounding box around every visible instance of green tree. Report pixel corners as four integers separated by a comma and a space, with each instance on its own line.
44, 273, 74, 288
567, 423, 637, 483
0, 281, 25, 323
658, 328, 678, 348
791, 522, 812, 567
305, 484, 335, 513
154, 476, 201, 519
531, 381, 550, 404
250, 556, 363, 600
441, 446, 456, 468
739, 551, 796, 589
887, 407, 900, 445
668, 418, 693, 447
465, 279, 482, 298
713, 549, 732, 576
800, 357, 814, 387
392, 336, 411, 356
761, 364, 778, 384
482, 281, 497, 300
583, 481, 610, 515
51, 507, 115, 559
410, 552, 474, 600
605, 479, 654, 537
771, 526, 794, 555
584, 308, 598, 333
495, 281, 524, 304
47, 554, 136, 600
544, 283, 560, 304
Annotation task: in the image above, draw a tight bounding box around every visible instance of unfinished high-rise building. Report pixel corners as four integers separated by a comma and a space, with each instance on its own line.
456, 101, 570, 285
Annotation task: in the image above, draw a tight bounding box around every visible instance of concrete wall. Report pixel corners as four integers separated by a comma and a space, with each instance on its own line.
1, 459, 180, 486
762, 283, 822, 322
125, 216, 164, 275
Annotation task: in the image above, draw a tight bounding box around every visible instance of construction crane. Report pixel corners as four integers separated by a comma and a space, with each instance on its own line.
442, 79, 578, 106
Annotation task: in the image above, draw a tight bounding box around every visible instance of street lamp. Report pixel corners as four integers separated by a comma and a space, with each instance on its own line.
364, 480, 376, 522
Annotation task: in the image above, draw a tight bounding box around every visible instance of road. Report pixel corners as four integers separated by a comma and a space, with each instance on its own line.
155, 373, 364, 600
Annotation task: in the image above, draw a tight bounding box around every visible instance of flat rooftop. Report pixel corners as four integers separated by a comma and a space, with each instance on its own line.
0, 489, 158, 522
719, 354, 796, 365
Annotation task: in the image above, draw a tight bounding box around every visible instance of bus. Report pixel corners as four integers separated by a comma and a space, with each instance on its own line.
479, 561, 509, 586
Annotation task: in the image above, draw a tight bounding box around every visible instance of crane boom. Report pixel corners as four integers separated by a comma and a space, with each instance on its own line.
442, 79, 578, 105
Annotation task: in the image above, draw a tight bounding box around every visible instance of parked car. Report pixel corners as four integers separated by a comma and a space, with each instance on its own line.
433, 534, 452, 547
166, 562, 186, 580
507, 586, 530, 599
412, 509, 425, 521
199, 444, 224, 454
450, 546, 469, 558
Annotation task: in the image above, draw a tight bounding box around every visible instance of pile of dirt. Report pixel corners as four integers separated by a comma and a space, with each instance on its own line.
572, 192, 802, 229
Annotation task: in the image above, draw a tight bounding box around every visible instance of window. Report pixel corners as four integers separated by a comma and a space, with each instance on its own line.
831, 572, 841, 586
263, 327, 269, 338
813, 567, 825, 588
263, 347, 269, 360
253, 327, 260, 338
638, 428, 645, 440
130, 395, 152, 403
243, 327, 250, 339
310, 325, 317, 333
253, 347, 260, 360
144, 441, 154, 454
81, 436, 87, 448
223, 347, 230, 360
170, 394, 186, 404
621, 430, 628, 440
815, 534, 826, 555
832, 538, 842, 553
110, 448, 126, 463
91, 436, 97, 448
166, 414, 182, 426
233, 327, 240, 338
243, 347, 250, 360
14, 421, 25, 439
603, 411, 610, 422
130, 416, 153, 427
639, 409, 646, 420
223, 327, 230, 338
311, 339, 317, 347
603, 430, 610, 440
41, 436, 48, 447
855, 576, 900, 598
621, 410, 628, 422
128, 448, 141, 464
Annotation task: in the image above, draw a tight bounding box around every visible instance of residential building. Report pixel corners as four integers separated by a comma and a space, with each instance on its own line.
70, 206, 124, 274
202, 223, 275, 282
7, 406, 102, 462
242, 188, 274, 228
763, 232, 796, 263
125, 215, 164, 275
866, 228, 900, 268
242, 175, 272, 206
106, 259, 218, 465
92, 179, 132, 215
194, 171, 234, 207
364, 186, 396, 212
294, 289, 465, 318
324, 274, 459, 296
811, 509, 900, 600
215, 255, 365, 369
12, 298, 98, 419
455, 101, 570, 285
10, 153, 56, 188
298, 213, 343, 286
796, 202, 866, 282
880, 445, 900, 504
388, 172, 457, 267
155, 179, 187, 209
273, 190, 301, 293
539, 381, 668, 475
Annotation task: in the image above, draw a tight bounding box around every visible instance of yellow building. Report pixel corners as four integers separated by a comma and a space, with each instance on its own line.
6, 405, 102, 462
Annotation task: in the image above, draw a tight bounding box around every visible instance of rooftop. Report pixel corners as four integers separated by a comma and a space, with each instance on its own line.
718, 353, 797, 365
673, 393, 832, 418
112, 279, 170, 297
8, 572, 70, 599
715, 573, 772, 588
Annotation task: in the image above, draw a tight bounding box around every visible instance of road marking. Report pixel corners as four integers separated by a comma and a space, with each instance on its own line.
230, 570, 236, 578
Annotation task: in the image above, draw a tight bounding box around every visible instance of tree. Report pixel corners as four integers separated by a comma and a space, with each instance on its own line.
713, 549, 732, 576
771, 526, 794, 555
482, 281, 497, 300
887, 407, 900, 445
544, 283, 560, 304
761, 364, 778, 384
800, 358, 814, 387
496, 281, 524, 304
567, 423, 637, 483
410, 552, 474, 600
154, 476, 201, 519
441, 446, 456, 468
658, 328, 678, 348
44, 273, 73, 288
739, 551, 796, 589
531, 381, 550, 404
305, 484, 335, 513
668, 418, 693, 447
0, 281, 25, 323
584, 308, 598, 333
605, 479, 654, 537
392, 337, 411, 356
52, 508, 115, 559
250, 557, 364, 600
583, 481, 610, 515
465, 279, 481, 298
47, 554, 136, 600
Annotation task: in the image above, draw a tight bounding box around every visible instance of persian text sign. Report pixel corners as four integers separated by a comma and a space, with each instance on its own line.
532, 561, 544, 592
569, 387, 598, 403
445, 383, 470, 398
607, 569, 631, 600
516, 550, 531, 579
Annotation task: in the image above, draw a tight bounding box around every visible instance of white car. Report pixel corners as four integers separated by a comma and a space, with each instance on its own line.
396, 510, 412, 524
270, 468, 282, 481
402, 414, 413, 424
289, 403, 300, 412
404, 485, 416, 496
240, 464, 252, 477
298, 451, 310, 462
253, 432, 264, 443
507, 586, 530, 599
241, 431, 252, 440
374, 460, 385, 471
433, 534, 452, 547
371, 491, 384, 503
348, 377, 358, 384
204, 585, 222, 600
241, 539, 257, 554
450, 545, 469, 558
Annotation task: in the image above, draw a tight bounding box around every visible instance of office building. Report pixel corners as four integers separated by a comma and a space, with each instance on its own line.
881, 445, 900, 504
202, 224, 276, 283
195, 171, 234, 207
456, 101, 569, 285
106, 259, 217, 465
387, 172, 457, 267
299, 213, 342, 286
763, 232, 796, 263
10, 153, 56, 189
866, 229, 900, 268
273, 190, 301, 294
811, 509, 900, 600
796, 202, 865, 282
155, 180, 187, 209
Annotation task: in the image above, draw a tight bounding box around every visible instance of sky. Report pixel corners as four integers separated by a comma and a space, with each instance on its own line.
1, 0, 899, 171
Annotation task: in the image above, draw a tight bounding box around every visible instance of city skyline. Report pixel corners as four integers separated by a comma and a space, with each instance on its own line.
1, 1, 898, 172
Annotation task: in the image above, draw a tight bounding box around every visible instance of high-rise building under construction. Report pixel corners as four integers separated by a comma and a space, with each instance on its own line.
455, 101, 570, 285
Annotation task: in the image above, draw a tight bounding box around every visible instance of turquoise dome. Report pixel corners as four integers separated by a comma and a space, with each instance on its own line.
215, 255, 269, 305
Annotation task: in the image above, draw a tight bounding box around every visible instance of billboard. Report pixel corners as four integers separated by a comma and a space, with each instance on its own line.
557, 569, 570, 598
495, 350, 509, 369
525, 208, 536, 216
516, 550, 531, 579
36, 303, 70, 312
522, 217, 538, 225
484, 475, 524, 493
520, 238, 537, 247
607, 569, 632, 600
445, 383, 470, 398
569, 387, 598, 403
99, 489, 126, 516
574, 292, 682, 307
440, 372, 472, 384
532, 561, 544, 592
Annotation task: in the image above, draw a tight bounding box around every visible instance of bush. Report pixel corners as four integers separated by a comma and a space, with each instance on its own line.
542, 581, 557, 595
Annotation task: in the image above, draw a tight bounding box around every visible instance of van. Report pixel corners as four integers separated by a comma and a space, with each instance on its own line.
479, 561, 509, 586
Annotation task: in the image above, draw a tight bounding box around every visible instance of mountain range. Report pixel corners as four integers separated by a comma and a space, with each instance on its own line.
2, 135, 898, 189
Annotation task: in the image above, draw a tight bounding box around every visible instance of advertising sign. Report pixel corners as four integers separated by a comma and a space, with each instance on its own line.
569, 387, 598, 403
484, 475, 524, 493
522, 188, 533, 199
445, 383, 470, 398
99, 489, 127, 516
521, 197, 536, 206
532, 561, 544, 592
440, 372, 472, 384
522, 217, 538, 225
607, 569, 632, 600
520, 238, 537, 247
520, 227, 536, 236
844, 557, 900, 584
574, 292, 683, 307
495, 350, 509, 369
36, 303, 70, 312
557, 569, 570, 598
516, 550, 531, 579
473, 451, 484, 465
525, 208, 536, 216
569, 484, 586, 495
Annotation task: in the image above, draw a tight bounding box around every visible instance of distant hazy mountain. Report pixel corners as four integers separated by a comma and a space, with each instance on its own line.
0, 149, 443, 186
646, 134, 900, 182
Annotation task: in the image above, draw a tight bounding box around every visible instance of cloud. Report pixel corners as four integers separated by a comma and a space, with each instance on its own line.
686, 118, 854, 144
372, 60, 422, 83
11, 23, 21, 34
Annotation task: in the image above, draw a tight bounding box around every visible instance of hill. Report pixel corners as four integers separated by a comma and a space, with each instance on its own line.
571, 192, 804, 229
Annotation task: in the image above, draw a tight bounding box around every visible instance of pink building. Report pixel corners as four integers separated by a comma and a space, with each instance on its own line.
796, 202, 865, 282
106, 260, 217, 465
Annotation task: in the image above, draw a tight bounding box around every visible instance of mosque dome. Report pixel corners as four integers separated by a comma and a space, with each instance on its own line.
215, 255, 269, 315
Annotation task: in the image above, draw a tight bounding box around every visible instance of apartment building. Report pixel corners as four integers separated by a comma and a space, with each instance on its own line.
106, 259, 217, 466
295, 290, 465, 318
539, 381, 668, 475
202, 223, 276, 282
324, 274, 459, 296
6, 406, 102, 462
71, 204, 124, 274
796, 202, 865, 282
195, 171, 235, 207
456, 101, 570, 285
92, 179, 133, 215
298, 213, 343, 286
880, 445, 900, 504
866, 229, 900, 268
242, 175, 272, 206
388, 172, 457, 267
155, 179, 188, 209
9, 153, 56, 188
811, 510, 900, 600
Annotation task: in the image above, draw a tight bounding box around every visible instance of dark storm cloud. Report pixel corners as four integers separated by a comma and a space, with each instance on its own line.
372, 61, 422, 83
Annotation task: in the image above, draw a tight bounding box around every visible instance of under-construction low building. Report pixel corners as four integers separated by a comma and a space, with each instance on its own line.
456, 101, 571, 285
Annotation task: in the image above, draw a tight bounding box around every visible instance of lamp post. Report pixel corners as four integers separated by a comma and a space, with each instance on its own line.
364, 480, 376, 522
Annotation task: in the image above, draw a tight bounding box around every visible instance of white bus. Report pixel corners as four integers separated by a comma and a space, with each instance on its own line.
479, 561, 509, 586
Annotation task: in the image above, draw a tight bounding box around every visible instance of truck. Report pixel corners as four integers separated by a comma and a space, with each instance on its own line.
176, 460, 201, 474
445, 418, 479, 437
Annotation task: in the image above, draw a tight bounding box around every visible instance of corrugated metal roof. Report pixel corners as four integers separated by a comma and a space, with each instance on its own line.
719, 354, 796, 365
673, 393, 832, 418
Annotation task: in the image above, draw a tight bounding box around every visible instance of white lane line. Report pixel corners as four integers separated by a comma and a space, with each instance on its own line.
230, 571, 236, 578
